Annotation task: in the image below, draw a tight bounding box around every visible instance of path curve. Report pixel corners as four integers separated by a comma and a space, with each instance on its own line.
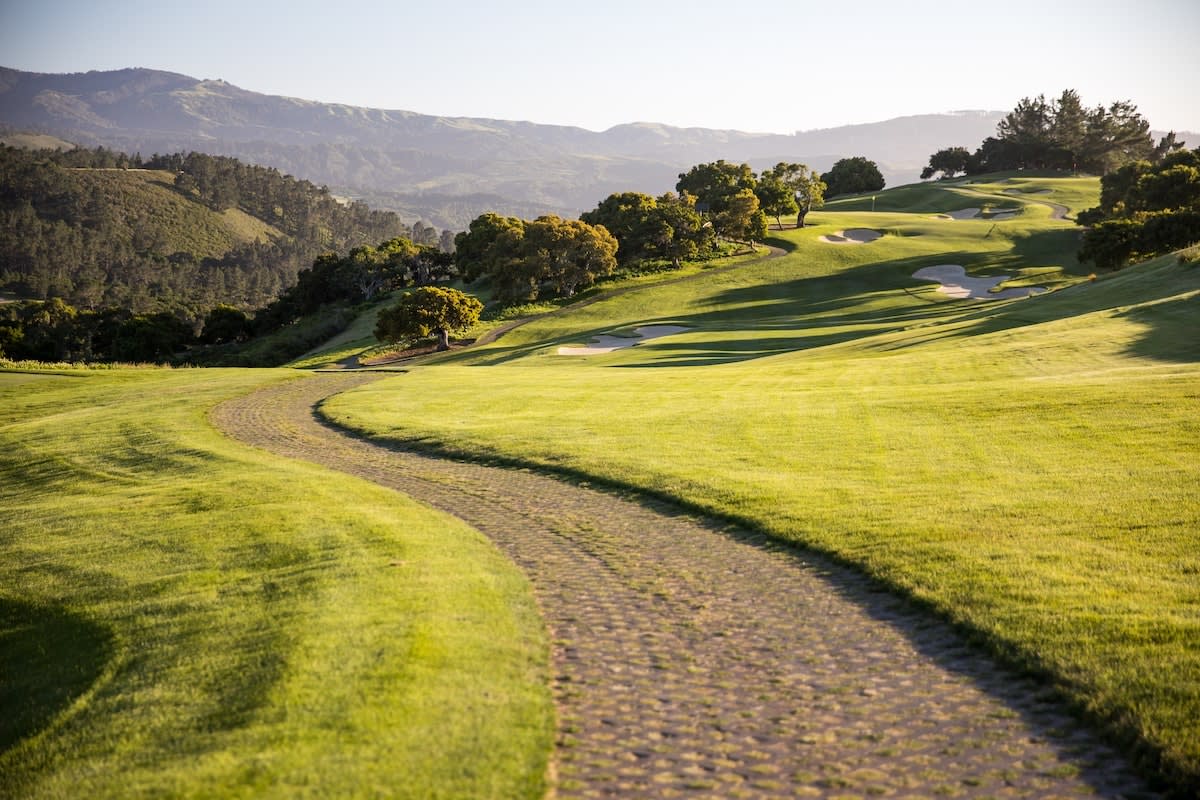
962, 185, 1070, 221
212, 373, 1156, 799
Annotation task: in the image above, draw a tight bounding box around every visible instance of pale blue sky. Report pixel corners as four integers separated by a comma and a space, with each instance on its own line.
2, 0, 1198, 133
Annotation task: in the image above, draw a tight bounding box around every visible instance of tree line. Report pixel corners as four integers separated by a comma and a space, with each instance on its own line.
0, 230, 455, 363
448, 158, 880, 306
914, 90, 1198, 269
920, 90, 1182, 179
3, 150, 893, 362
1078, 147, 1200, 268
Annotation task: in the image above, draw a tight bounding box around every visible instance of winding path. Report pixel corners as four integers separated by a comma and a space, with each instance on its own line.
212, 373, 1155, 798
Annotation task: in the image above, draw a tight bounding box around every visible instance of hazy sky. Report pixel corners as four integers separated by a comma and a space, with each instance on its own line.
2, 0, 1198, 133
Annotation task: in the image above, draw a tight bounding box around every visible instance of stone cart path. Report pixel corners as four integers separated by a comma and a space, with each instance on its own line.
212, 373, 1155, 799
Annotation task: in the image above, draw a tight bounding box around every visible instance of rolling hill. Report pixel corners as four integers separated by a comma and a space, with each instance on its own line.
0, 146, 408, 313
3, 173, 1199, 795
0, 66, 1011, 226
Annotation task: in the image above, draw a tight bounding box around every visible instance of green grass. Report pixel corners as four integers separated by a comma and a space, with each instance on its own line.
320, 176, 1200, 793
0, 367, 552, 798
284, 295, 399, 369
827, 173, 1098, 219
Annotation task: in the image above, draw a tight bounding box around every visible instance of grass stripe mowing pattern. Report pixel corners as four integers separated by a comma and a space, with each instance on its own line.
0, 368, 552, 799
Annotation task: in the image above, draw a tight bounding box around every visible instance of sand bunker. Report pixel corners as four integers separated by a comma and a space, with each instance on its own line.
933, 207, 982, 220
557, 325, 690, 356
912, 265, 1045, 300
818, 228, 883, 244
933, 207, 1020, 221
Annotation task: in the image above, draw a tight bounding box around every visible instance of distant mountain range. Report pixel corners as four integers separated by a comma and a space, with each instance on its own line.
0, 67, 1190, 228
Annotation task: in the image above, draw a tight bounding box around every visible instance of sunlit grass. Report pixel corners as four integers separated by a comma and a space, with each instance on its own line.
322, 176, 1200, 791
0, 368, 552, 798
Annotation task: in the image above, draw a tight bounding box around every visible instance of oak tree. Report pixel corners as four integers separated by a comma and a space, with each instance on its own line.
761, 162, 825, 227
374, 286, 483, 351
820, 157, 885, 198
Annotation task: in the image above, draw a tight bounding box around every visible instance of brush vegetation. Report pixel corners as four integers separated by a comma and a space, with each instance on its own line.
320, 177, 1200, 792
0, 368, 552, 798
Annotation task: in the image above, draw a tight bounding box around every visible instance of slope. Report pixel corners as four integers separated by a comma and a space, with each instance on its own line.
0, 367, 553, 798
321, 176, 1200, 793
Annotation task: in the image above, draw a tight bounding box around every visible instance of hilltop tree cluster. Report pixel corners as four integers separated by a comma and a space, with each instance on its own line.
1078, 147, 1200, 268
921, 90, 1178, 179
454, 214, 618, 304
673, 160, 826, 236
820, 157, 886, 198
448, 159, 832, 310
580, 192, 712, 268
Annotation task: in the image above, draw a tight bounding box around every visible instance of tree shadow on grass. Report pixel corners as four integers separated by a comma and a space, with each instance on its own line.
444, 246, 1198, 369
0, 598, 114, 752
1122, 290, 1200, 363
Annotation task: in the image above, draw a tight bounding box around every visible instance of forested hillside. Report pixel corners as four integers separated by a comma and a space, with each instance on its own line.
0, 146, 418, 314
0, 67, 1013, 226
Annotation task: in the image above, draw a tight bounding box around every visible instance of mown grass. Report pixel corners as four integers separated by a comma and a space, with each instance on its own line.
322, 176, 1200, 793
0, 368, 552, 799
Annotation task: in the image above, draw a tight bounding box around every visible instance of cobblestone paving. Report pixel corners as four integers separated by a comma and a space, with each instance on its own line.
212, 373, 1157, 799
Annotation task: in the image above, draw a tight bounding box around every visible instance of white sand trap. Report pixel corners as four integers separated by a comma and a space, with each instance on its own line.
913, 265, 1045, 300
557, 325, 690, 356
818, 228, 883, 244
933, 207, 982, 220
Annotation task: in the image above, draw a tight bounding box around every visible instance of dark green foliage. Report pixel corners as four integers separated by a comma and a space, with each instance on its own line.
714, 189, 768, 245
199, 305, 353, 367
247, 235, 451, 335
454, 214, 526, 284
523, 215, 619, 298
1141, 211, 1200, 254
0, 145, 409, 316
0, 298, 194, 363
110, 312, 194, 362
675, 160, 757, 217
581, 192, 660, 265
759, 162, 825, 228
1078, 219, 1143, 269
820, 157, 885, 198
651, 193, 715, 267
580, 192, 713, 268
456, 213, 618, 304
375, 286, 483, 350
201, 305, 252, 344
920, 147, 972, 180
1078, 148, 1200, 268
753, 176, 797, 229
924, 90, 1166, 178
